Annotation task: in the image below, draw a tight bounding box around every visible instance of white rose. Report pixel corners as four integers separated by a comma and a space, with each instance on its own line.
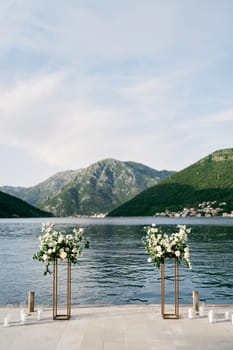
147, 257, 152, 263
175, 250, 181, 257
60, 251, 67, 259
42, 254, 48, 261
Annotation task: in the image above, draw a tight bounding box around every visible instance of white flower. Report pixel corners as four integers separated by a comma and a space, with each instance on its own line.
33, 223, 88, 275
147, 257, 152, 263
144, 224, 191, 269
42, 254, 48, 261
60, 250, 67, 259
58, 235, 64, 244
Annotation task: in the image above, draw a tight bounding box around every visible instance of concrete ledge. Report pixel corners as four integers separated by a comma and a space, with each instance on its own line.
1, 304, 233, 350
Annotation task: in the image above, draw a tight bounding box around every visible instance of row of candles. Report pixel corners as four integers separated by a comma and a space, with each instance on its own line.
2, 303, 43, 327
188, 302, 233, 324
3, 302, 233, 326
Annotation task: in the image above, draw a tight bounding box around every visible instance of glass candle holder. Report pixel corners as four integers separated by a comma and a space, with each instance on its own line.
37, 309, 43, 321
199, 302, 205, 317
208, 310, 215, 323
188, 308, 194, 319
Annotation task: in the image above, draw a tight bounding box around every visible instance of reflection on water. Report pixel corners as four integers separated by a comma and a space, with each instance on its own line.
0, 219, 233, 305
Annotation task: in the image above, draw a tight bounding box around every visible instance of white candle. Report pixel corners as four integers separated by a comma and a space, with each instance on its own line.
231, 314, 233, 325
188, 308, 194, 319
20, 301, 25, 311
3, 316, 9, 327
225, 311, 230, 320
199, 305, 205, 317
37, 309, 42, 321
20, 310, 27, 325
208, 310, 214, 323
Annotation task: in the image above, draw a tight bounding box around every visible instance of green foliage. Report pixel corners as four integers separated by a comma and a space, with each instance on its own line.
2, 159, 173, 216
108, 148, 233, 217
143, 224, 192, 269
0, 191, 53, 218
33, 223, 89, 275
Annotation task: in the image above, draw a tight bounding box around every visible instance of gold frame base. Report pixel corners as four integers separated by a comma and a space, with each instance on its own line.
160, 259, 179, 320
53, 259, 71, 320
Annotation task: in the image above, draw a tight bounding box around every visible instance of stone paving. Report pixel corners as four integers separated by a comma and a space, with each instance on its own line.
0, 304, 233, 350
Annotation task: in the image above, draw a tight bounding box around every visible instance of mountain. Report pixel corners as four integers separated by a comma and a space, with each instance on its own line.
0, 159, 174, 216
0, 191, 53, 218
108, 148, 233, 217
0, 170, 78, 207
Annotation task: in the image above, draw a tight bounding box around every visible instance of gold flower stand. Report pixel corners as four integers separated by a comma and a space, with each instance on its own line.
53, 259, 71, 320
160, 259, 179, 319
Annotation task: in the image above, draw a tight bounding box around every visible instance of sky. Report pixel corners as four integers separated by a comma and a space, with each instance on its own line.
0, 0, 233, 187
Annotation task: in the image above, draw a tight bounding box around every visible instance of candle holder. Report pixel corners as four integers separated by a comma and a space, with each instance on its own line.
53, 259, 71, 320
199, 302, 205, 317
188, 307, 194, 319
3, 315, 10, 327
161, 259, 179, 319
37, 309, 43, 320
208, 310, 215, 323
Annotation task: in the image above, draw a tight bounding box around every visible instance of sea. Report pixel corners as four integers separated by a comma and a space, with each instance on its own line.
0, 216, 233, 306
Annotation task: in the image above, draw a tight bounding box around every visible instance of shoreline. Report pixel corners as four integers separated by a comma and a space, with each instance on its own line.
1, 303, 233, 307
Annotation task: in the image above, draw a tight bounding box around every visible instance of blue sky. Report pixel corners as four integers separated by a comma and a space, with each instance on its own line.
0, 0, 233, 186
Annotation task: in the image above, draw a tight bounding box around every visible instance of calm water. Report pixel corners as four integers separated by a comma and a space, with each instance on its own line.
0, 217, 233, 305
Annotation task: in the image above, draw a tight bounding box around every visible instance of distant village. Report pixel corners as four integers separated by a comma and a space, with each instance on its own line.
90, 201, 233, 218
154, 201, 233, 218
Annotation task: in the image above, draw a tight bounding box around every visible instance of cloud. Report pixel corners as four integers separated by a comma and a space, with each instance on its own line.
0, 71, 65, 145
0, 71, 64, 113
203, 110, 233, 123
0, 69, 145, 168
176, 109, 233, 131
0, 61, 232, 174
0, 1, 233, 186
2, 0, 233, 64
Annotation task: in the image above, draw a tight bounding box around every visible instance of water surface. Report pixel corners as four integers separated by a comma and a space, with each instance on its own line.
0, 217, 232, 305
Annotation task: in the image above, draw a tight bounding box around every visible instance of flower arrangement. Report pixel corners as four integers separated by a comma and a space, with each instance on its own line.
33, 223, 89, 275
143, 224, 191, 269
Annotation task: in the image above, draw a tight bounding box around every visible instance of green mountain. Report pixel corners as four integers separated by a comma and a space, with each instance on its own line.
1, 159, 174, 216
0, 170, 78, 207
0, 190, 53, 218
41, 159, 174, 216
108, 148, 233, 217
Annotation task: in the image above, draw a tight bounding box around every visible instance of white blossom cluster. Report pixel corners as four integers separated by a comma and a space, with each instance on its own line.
33, 223, 89, 275
143, 224, 191, 269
